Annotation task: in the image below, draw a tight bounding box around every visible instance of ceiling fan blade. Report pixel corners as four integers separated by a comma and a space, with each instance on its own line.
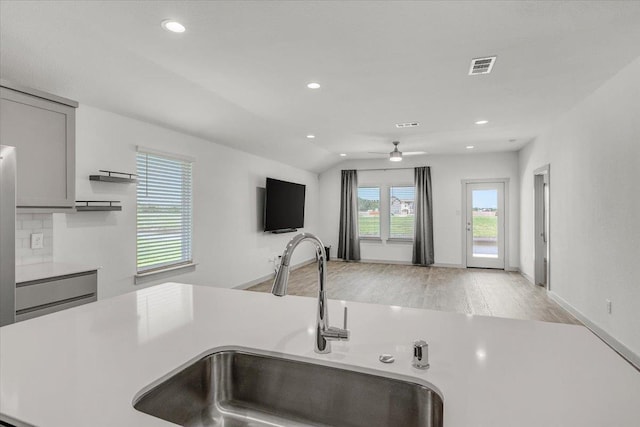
404, 151, 427, 156
367, 152, 389, 155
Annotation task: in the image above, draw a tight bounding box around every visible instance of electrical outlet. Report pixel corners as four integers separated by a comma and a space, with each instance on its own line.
606, 299, 612, 314
30, 233, 44, 249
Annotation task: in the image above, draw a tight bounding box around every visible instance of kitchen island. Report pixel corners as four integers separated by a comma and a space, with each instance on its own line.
1, 282, 639, 426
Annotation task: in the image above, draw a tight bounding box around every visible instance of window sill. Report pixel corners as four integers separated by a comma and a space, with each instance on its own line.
386, 238, 414, 244
135, 262, 197, 285
360, 237, 383, 243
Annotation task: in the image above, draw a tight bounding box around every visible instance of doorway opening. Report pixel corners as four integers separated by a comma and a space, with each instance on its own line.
462, 179, 508, 270
534, 165, 550, 289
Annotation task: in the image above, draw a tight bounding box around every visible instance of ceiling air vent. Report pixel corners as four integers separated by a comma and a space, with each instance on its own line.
395, 122, 420, 128
468, 56, 497, 75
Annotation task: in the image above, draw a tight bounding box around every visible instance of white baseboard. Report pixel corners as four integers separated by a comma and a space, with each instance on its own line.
432, 263, 464, 269
234, 258, 315, 290
334, 258, 463, 268
331, 258, 412, 265
548, 291, 640, 370
359, 259, 414, 266
520, 271, 535, 284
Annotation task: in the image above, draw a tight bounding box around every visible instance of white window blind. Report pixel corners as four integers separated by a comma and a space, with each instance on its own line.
357, 187, 380, 237
136, 151, 193, 273
389, 186, 415, 239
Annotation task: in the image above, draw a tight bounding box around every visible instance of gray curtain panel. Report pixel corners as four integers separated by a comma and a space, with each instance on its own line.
412, 166, 434, 266
337, 169, 361, 261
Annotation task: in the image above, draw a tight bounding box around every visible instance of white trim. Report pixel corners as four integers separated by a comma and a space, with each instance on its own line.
136, 145, 196, 163
548, 291, 640, 370
234, 258, 315, 290
333, 259, 463, 268
533, 164, 551, 290
331, 258, 414, 266
357, 259, 414, 266
432, 263, 463, 269
134, 262, 197, 285
385, 238, 413, 244
520, 270, 535, 284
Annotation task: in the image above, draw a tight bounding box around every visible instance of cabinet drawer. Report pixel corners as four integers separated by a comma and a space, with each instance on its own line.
15, 294, 97, 322
16, 271, 97, 311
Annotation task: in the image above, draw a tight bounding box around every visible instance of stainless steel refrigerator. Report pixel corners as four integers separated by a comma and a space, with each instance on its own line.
0, 144, 16, 326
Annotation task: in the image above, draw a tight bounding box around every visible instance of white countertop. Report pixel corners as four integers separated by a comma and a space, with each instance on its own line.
15, 262, 98, 283
1, 283, 639, 426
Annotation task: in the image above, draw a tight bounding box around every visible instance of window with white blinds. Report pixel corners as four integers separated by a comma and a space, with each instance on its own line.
136, 151, 193, 273
389, 186, 416, 239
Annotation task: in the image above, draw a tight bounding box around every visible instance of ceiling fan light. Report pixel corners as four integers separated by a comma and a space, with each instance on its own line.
389, 150, 403, 162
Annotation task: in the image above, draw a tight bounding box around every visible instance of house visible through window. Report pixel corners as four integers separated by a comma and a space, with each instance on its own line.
136, 151, 193, 273
389, 186, 415, 239
357, 187, 380, 237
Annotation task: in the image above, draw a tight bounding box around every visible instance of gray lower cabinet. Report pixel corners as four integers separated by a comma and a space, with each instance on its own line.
15, 271, 97, 321
0, 82, 77, 210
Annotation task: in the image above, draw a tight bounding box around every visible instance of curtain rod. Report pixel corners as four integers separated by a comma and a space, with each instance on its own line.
351, 167, 421, 172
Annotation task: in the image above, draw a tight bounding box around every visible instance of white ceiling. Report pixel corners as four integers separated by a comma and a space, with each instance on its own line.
2, 1, 640, 173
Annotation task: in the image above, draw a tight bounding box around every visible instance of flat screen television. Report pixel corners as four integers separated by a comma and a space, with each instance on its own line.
264, 178, 306, 233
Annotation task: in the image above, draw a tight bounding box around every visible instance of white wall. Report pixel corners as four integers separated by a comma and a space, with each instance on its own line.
519, 57, 640, 358
53, 105, 319, 299
318, 153, 520, 268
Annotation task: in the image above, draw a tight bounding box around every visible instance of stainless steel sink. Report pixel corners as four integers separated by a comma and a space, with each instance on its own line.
133, 349, 443, 427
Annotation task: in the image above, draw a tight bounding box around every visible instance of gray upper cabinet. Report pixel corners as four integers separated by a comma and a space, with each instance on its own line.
0, 82, 77, 210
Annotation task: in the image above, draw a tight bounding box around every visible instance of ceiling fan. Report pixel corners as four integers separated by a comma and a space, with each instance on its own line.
369, 141, 426, 162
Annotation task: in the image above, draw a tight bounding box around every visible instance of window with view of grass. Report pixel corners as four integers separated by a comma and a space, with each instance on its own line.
358, 187, 380, 237
136, 151, 193, 273
389, 186, 415, 239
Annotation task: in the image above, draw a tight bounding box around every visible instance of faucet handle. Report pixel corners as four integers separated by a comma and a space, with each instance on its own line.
322, 306, 350, 341
412, 340, 430, 369
343, 306, 348, 330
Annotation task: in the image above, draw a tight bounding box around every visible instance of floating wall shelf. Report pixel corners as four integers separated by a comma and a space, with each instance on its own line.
89, 170, 137, 183
75, 201, 122, 212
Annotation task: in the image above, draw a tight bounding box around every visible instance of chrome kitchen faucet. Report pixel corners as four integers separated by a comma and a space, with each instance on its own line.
271, 233, 350, 353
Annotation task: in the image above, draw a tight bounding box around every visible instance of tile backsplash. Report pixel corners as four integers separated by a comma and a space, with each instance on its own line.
16, 213, 53, 265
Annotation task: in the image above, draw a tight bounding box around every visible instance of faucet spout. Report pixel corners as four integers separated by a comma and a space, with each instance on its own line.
272, 264, 290, 296
271, 233, 349, 354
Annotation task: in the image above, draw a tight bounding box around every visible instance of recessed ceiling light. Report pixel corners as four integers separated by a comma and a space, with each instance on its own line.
161, 20, 186, 33
339, 153, 347, 157
306, 134, 315, 139
475, 120, 489, 125
466, 145, 475, 149
307, 82, 321, 89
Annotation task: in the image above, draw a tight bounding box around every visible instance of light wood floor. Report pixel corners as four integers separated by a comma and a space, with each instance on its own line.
247, 261, 581, 325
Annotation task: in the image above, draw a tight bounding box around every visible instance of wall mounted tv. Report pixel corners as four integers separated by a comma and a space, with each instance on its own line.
264, 178, 306, 233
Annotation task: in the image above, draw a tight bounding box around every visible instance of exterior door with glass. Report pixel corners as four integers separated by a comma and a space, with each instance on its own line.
466, 182, 505, 269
